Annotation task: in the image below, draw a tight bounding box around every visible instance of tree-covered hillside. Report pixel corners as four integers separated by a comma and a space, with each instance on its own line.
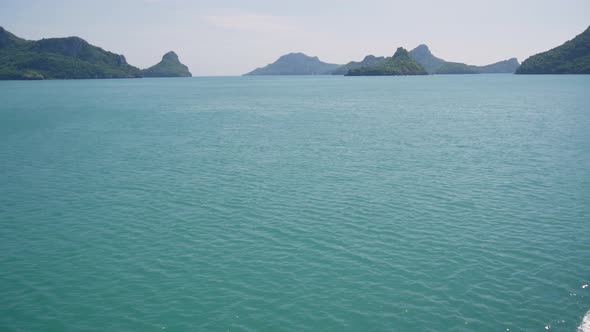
0, 27, 142, 80
517, 25, 590, 74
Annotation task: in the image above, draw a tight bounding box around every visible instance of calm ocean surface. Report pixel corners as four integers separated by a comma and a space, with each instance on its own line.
0, 75, 589, 331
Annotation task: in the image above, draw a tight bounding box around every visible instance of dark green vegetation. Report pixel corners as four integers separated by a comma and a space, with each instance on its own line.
409, 44, 520, 74
0, 27, 142, 80
244, 53, 340, 75
517, 25, 590, 74
346, 48, 428, 76
142, 51, 191, 77
331, 55, 385, 75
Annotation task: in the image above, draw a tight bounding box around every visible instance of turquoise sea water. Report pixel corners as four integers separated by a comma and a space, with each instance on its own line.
0, 75, 589, 331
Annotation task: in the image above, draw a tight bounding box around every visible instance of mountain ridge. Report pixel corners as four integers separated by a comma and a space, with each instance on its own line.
408, 44, 520, 74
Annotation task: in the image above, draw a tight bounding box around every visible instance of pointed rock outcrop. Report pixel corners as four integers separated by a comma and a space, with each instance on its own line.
142, 51, 192, 77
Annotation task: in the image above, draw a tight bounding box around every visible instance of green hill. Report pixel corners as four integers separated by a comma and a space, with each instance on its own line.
517, 25, 590, 74
346, 47, 428, 76
331, 55, 385, 75
0, 27, 142, 80
0, 26, 27, 48
142, 51, 191, 77
244, 53, 340, 75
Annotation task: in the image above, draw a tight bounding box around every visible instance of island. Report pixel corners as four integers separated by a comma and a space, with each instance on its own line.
142, 51, 191, 77
0, 27, 142, 80
346, 47, 428, 76
516, 25, 590, 74
243, 53, 340, 75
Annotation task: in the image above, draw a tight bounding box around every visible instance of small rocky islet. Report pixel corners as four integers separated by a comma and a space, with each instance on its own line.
142, 51, 191, 78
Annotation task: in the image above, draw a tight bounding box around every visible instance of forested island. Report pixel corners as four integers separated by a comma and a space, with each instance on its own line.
0, 27, 141, 79
345, 47, 428, 76
516, 25, 590, 74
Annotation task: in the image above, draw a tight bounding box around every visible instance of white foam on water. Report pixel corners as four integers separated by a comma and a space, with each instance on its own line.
578, 310, 590, 332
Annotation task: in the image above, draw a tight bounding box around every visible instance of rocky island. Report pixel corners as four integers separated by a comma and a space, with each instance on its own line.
346, 47, 428, 76
142, 51, 191, 77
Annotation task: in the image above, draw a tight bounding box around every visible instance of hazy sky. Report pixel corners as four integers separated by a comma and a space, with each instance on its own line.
1, 0, 589, 75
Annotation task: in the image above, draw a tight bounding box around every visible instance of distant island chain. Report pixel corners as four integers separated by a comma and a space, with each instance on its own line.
0, 25, 589, 80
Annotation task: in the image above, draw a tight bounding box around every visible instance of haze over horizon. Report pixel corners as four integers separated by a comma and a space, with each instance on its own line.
1, 0, 589, 76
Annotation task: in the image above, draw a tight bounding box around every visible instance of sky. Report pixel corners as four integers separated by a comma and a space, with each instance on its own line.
1, 0, 589, 76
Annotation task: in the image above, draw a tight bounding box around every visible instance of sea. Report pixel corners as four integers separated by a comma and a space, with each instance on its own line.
0, 75, 589, 331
